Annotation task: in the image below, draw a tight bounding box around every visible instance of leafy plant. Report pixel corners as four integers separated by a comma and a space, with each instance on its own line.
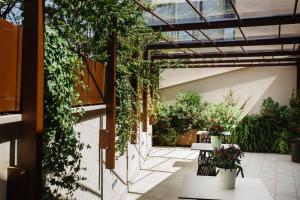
211, 145, 244, 169
207, 118, 224, 136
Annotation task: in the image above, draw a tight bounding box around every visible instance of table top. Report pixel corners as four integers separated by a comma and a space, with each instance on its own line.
196, 131, 231, 136
179, 175, 273, 200
191, 143, 239, 151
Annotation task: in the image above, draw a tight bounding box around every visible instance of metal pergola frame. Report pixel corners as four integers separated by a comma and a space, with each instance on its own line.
138, 0, 300, 68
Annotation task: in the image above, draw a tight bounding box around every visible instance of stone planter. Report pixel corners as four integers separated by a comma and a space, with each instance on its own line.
291, 142, 300, 163
211, 135, 222, 148
216, 168, 237, 190
177, 130, 197, 146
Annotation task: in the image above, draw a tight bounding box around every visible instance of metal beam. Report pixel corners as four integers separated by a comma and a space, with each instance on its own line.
142, 50, 148, 132
151, 50, 300, 59
147, 37, 300, 49
105, 16, 117, 169
149, 14, 300, 32
162, 62, 296, 68
160, 57, 297, 65
297, 60, 300, 90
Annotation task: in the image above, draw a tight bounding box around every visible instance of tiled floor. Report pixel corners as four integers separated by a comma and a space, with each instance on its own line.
125, 147, 300, 200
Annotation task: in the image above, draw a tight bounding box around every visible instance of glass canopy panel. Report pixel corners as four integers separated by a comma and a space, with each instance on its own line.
243, 45, 281, 51
283, 44, 295, 51
192, 47, 221, 53
201, 28, 243, 41
281, 24, 300, 37
160, 31, 209, 42
147, 0, 204, 24
238, 56, 263, 60
219, 46, 244, 52
241, 25, 278, 38
235, 0, 295, 18
197, 0, 237, 21
143, 12, 165, 25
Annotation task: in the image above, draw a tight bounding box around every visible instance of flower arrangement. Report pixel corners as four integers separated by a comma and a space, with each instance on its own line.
211, 145, 244, 169
208, 118, 224, 136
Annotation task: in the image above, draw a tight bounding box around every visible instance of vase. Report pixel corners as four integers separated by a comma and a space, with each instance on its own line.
216, 168, 237, 189
211, 135, 222, 148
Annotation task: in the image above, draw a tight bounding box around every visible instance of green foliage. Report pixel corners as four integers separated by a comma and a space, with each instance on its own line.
211, 145, 244, 169
43, 27, 85, 199
153, 92, 208, 145
230, 95, 300, 154
230, 115, 273, 152
203, 91, 245, 133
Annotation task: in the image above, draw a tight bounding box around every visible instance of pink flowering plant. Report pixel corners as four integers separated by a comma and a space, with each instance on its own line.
211, 145, 244, 169
208, 118, 224, 136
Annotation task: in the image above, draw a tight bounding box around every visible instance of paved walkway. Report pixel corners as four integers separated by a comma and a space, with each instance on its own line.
125, 147, 300, 200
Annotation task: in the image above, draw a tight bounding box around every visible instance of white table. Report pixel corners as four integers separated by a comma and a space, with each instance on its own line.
179, 175, 273, 200
191, 143, 239, 151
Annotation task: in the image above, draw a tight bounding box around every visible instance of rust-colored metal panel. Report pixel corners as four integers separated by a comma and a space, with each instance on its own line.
86, 60, 105, 104
99, 129, 109, 149
78, 59, 105, 105
0, 19, 22, 112
7, 167, 28, 200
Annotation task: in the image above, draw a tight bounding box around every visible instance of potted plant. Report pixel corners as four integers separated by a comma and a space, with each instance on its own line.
211, 145, 244, 189
208, 118, 224, 148
290, 131, 300, 163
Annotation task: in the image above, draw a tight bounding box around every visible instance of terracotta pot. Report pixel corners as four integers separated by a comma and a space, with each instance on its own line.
177, 130, 197, 146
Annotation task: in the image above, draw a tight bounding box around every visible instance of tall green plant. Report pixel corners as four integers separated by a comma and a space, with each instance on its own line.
43, 27, 85, 199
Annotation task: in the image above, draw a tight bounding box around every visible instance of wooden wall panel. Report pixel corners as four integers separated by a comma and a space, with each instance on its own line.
0, 19, 22, 113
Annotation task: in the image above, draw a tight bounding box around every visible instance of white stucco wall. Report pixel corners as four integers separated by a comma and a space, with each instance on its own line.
73, 112, 152, 200
159, 66, 297, 114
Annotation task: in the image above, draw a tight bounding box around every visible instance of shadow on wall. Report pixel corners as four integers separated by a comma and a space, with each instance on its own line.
159, 66, 297, 114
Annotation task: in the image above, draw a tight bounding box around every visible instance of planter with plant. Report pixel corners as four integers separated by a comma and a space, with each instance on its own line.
289, 90, 300, 162
211, 145, 244, 189
208, 119, 224, 148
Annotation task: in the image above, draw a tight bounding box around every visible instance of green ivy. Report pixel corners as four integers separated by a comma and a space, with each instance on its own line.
43, 26, 85, 199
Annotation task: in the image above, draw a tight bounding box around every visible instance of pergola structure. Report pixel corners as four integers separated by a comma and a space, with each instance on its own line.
136, 0, 300, 84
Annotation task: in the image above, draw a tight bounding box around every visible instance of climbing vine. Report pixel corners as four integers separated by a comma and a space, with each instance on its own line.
43, 27, 86, 199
